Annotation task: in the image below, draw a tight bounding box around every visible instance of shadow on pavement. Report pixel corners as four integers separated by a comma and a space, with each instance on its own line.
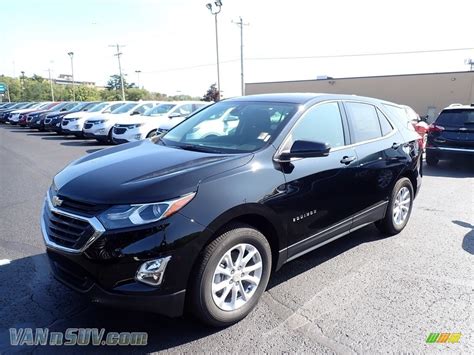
453, 220, 474, 255
0, 224, 385, 353
423, 158, 474, 178
61, 140, 106, 148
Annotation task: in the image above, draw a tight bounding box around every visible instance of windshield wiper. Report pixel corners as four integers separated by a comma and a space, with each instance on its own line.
175, 144, 222, 153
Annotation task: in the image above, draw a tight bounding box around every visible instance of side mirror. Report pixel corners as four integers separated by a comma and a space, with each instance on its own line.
131, 111, 141, 116
168, 112, 182, 119
278, 140, 331, 162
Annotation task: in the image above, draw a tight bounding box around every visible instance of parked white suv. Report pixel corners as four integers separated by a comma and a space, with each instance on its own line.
83, 101, 160, 142
61, 102, 126, 137
112, 101, 209, 143
157, 105, 239, 139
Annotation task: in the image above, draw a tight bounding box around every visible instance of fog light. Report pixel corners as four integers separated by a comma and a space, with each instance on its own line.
98, 128, 106, 134
73, 125, 79, 129
135, 256, 171, 287
134, 134, 142, 140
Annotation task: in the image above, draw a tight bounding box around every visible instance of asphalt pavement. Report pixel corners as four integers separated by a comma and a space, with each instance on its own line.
0, 124, 472, 354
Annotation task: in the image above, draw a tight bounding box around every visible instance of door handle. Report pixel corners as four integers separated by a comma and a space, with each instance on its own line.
392, 142, 401, 149
340, 156, 356, 165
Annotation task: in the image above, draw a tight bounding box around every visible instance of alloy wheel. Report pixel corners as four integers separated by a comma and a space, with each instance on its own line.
393, 186, 411, 225
211, 243, 263, 311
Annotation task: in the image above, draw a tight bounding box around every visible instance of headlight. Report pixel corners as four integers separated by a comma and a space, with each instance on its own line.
132, 123, 143, 128
97, 192, 196, 230
97, 120, 106, 124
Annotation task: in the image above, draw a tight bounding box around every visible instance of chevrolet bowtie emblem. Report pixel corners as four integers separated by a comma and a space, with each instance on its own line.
52, 196, 63, 207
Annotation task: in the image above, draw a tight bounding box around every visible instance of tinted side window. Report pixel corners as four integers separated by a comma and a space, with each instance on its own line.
290, 102, 345, 149
345, 102, 381, 143
376, 108, 393, 136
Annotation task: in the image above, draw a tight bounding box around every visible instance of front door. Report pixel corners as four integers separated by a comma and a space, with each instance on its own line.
274, 101, 359, 259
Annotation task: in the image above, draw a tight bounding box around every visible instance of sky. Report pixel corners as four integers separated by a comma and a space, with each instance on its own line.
1, 0, 474, 98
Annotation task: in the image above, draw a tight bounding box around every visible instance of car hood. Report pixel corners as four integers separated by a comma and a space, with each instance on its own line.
116, 116, 165, 126
64, 111, 93, 119
54, 140, 253, 205
12, 108, 38, 114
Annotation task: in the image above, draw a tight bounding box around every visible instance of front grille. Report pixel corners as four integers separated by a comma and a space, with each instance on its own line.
114, 127, 126, 135
57, 195, 109, 216
44, 207, 95, 250
84, 123, 93, 129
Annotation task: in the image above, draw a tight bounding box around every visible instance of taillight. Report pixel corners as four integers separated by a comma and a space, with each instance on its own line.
428, 124, 444, 133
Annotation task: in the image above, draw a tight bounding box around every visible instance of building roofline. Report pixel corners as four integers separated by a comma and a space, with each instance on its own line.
246, 70, 474, 85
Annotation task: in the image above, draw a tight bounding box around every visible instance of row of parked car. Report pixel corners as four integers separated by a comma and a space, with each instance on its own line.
1, 99, 473, 167
0, 100, 210, 144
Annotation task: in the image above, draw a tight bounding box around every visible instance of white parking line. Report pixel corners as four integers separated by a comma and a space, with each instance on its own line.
0, 259, 11, 266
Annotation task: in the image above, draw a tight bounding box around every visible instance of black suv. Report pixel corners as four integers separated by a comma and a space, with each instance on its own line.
41, 94, 422, 326
426, 105, 474, 165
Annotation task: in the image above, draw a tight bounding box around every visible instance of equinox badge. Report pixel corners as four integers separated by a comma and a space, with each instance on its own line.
293, 209, 317, 222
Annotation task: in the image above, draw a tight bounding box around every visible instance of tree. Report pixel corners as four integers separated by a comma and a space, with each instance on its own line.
202, 84, 220, 102
105, 74, 134, 91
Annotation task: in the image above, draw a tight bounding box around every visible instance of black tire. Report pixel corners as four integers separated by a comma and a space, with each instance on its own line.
426, 152, 439, 166
146, 129, 157, 138
375, 177, 414, 236
107, 128, 114, 144
190, 224, 272, 327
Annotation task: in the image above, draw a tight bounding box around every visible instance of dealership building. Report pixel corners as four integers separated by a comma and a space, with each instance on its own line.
245, 70, 474, 122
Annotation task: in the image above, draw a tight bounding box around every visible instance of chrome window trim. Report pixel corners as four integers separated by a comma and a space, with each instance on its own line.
41, 190, 105, 254
274, 99, 399, 161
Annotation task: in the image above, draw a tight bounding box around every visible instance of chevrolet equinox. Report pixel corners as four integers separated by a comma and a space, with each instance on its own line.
41, 94, 422, 326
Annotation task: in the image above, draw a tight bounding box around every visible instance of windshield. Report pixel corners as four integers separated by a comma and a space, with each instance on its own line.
62, 102, 79, 111
86, 102, 108, 112
162, 101, 298, 153
103, 102, 125, 113
437, 109, 474, 126
52, 102, 70, 111
79, 102, 98, 111
111, 102, 137, 114
144, 104, 176, 116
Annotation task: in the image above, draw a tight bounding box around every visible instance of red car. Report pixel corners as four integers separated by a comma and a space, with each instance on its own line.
18, 102, 61, 127
401, 105, 429, 150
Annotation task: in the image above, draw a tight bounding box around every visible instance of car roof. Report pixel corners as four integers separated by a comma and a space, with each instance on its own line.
226, 93, 400, 106
442, 103, 474, 110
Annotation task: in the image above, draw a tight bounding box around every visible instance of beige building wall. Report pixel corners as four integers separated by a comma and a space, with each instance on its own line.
246, 71, 474, 121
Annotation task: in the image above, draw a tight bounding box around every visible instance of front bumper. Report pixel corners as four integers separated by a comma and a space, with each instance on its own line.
47, 249, 186, 317
112, 127, 144, 143
41, 193, 208, 317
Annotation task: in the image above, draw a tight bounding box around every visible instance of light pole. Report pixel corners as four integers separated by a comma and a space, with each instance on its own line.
109, 44, 126, 100
48, 61, 55, 101
135, 70, 142, 88
67, 52, 75, 101
20, 71, 25, 99
233, 17, 248, 96
206, 0, 222, 100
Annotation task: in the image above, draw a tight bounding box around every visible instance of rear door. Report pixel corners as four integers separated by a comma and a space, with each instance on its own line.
343, 101, 407, 225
